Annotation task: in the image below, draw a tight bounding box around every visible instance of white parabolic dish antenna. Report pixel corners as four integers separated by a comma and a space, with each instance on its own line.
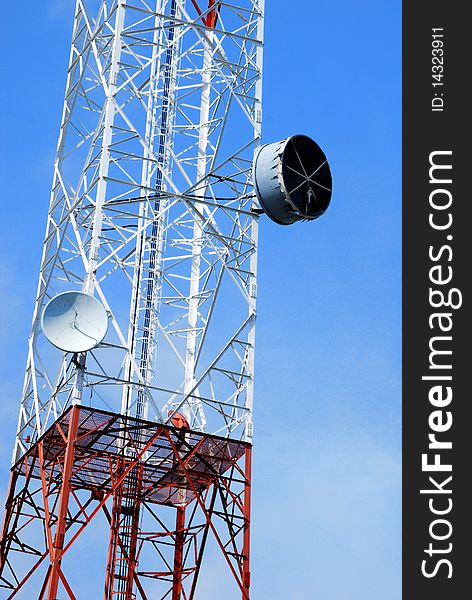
41, 291, 109, 353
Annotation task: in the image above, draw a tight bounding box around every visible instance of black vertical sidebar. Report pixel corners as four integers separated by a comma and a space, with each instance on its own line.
403, 3, 470, 598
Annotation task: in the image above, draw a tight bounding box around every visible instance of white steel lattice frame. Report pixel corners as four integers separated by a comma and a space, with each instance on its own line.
14, 0, 264, 463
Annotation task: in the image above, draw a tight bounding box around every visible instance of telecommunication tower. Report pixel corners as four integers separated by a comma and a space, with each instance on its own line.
0, 1, 332, 598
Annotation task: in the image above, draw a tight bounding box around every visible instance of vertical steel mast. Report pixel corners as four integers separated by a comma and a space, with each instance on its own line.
0, 0, 264, 598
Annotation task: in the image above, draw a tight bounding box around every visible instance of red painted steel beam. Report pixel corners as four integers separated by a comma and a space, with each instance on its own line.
242, 447, 252, 600
172, 506, 186, 600
0, 470, 20, 577
188, 485, 217, 600
46, 405, 80, 599
190, 0, 220, 28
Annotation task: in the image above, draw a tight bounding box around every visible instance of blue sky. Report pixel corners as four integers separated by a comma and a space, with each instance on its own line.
0, 1, 401, 598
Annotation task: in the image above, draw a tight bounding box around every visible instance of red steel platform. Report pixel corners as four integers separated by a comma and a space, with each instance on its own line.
15, 405, 248, 507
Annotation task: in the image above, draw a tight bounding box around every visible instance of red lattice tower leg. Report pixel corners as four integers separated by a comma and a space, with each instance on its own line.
172, 506, 186, 600
45, 405, 80, 600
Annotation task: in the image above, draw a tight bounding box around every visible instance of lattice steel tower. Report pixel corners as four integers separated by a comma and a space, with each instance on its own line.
0, 1, 332, 598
